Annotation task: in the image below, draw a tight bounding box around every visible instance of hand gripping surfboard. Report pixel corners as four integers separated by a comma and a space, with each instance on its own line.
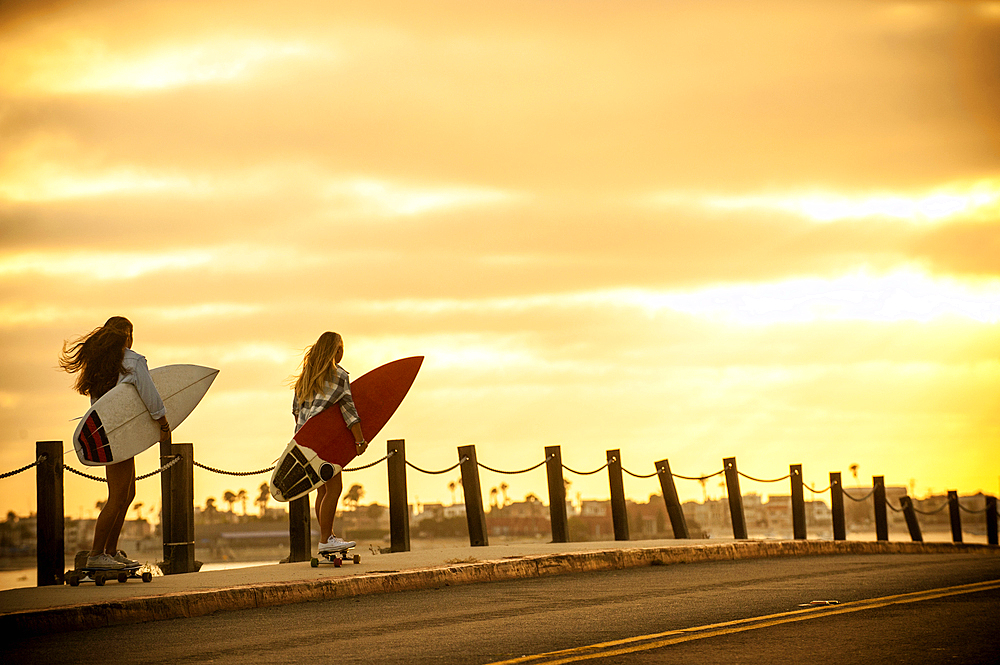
270, 356, 423, 502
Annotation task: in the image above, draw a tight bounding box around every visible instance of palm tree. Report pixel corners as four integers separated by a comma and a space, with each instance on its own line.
255, 483, 270, 517
223, 491, 236, 515
204, 498, 218, 524
499, 482, 510, 506
448, 481, 457, 505
524, 493, 542, 518
849, 464, 860, 487
236, 489, 248, 516
344, 484, 365, 509
489, 487, 499, 510
132, 502, 143, 521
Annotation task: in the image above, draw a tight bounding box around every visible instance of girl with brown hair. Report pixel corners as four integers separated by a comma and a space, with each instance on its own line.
60, 317, 170, 570
291, 331, 367, 553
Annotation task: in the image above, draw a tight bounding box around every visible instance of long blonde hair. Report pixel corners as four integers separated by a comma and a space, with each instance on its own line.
293, 331, 343, 401
59, 316, 133, 399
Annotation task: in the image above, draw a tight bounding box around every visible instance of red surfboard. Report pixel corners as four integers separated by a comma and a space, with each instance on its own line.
270, 356, 423, 502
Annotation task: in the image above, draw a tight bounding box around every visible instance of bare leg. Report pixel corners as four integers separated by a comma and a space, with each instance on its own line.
90, 458, 136, 556
315, 483, 326, 525
318, 473, 343, 543
106, 463, 136, 554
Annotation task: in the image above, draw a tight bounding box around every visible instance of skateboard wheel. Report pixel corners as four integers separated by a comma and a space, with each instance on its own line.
142, 572, 153, 583
95, 573, 106, 586
68, 574, 80, 587
353, 554, 361, 564
118, 571, 129, 583
310, 558, 319, 568
333, 557, 342, 568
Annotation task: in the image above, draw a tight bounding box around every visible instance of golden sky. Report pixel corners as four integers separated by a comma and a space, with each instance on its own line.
1, 0, 998, 522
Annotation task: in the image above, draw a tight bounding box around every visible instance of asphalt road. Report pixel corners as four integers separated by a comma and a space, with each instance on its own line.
10, 553, 1000, 664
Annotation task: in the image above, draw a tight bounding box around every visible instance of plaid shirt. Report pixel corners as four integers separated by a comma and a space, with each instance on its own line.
292, 364, 360, 434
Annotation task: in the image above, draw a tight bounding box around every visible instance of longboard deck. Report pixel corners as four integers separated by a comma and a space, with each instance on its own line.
311, 548, 361, 568
73, 364, 218, 466
66, 564, 151, 586
270, 356, 422, 502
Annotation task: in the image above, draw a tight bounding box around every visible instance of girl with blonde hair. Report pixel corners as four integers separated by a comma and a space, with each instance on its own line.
292, 331, 367, 553
59, 316, 170, 570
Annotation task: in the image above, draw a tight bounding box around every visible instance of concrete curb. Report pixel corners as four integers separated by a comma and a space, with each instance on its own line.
4, 540, 996, 636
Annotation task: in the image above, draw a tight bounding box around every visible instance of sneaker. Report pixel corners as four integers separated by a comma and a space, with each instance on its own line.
113, 550, 139, 566
318, 535, 356, 553
86, 553, 126, 570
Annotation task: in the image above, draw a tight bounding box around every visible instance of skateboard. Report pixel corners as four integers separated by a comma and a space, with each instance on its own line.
310, 547, 361, 568
66, 564, 153, 586
65, 551, 154, 586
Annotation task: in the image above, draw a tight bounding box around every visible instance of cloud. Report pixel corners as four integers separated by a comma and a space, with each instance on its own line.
3, 36, 325, 95
339, 269, 1000, 325
911, 221, 1000, 275
647, 179, 1000, 224
0, 249, 215, 280
3, 0, 997, 192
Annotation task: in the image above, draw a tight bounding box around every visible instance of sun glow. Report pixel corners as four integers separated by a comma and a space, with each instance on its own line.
352, 269, 1000, 325
635, 270, 1000, 324
146, 342, 295, 366
325, 179, 519, 216
3, 37, 322, 95
0, 169, 206, 202
0, 150, 517, 212
649, 180, 1000, 224
0, 250, 215, 280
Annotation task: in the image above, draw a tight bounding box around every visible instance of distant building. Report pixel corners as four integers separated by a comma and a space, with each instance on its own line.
63, 517, 154, 553
413, 502, 466, 524
486, 499, 550, 538
759, 495, 832, 538
0, 512, 36, 557
841, 485, 908, 530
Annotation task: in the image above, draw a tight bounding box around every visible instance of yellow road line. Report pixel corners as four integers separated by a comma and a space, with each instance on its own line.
486, 579, 1000, 665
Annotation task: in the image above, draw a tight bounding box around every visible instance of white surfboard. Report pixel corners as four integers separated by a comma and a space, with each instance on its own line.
72, 364, 219, 466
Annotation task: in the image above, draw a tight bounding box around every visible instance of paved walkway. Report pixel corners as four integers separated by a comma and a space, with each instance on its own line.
2, 539, 996, 636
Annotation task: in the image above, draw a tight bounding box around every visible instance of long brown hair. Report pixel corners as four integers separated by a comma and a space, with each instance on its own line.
292, 331, 343, 401
59, 316, 133, 399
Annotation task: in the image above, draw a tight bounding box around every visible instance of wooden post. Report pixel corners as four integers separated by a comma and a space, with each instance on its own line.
948, 490, 963, 543
387, 439, 410, 552
607, 450, 629, 541
458, 445, 488, 546
790, 464, 806, 540
545, 446, 568, 543
987, 496, 998, 546
288, 494, 311, 562
158, 439, 172, 560
900, 496, 923, 542
830, 472, 846, 541
161, 443, 198, 573
36, 441, 64, 587
723, 457, 748, 539
873, 476, 888, 542
655, 459, 689, 539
